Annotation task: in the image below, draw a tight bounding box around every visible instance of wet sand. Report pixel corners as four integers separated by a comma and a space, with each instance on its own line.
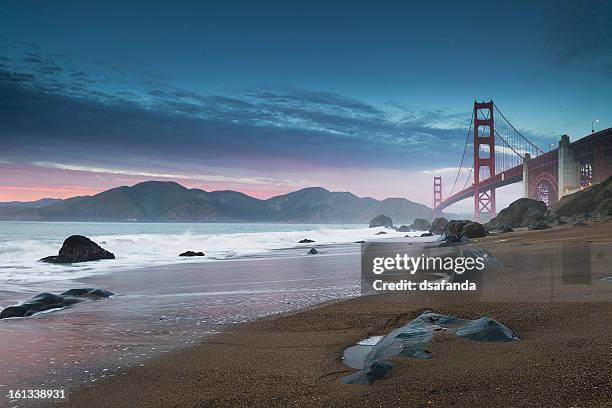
56, 222, 612, 407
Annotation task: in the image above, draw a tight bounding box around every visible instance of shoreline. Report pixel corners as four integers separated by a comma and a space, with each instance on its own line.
58, 222, 612, 407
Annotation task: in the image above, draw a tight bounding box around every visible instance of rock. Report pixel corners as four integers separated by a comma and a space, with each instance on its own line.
461, 222, 486, 238
0, 288, 114, 319
342, 311, 518, 386
429, 217, 449, 234
528, 221, 551, 230
455, 317, 519, 342
486, 198, 547, 230
407, 218, 431, 231
179, 251, 205, 257
427, 234, 469, 248
396, 225, 411, 232
298, 239, 315, 243
420, 232, 433, 237
343, 360, 394, 385
39, 235, 115, 264
60, 288, 114, 298
307, 248, 318, 255
369, 215, 393, 229
375, 231, 387, 235
573, 220, 587, 226
499, 224, 514, 233
553, 176, 612, 219
354, 240, 366, 244
447, 220, 471, 236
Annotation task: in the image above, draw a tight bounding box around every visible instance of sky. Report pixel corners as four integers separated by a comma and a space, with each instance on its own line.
0, 0, 611, 212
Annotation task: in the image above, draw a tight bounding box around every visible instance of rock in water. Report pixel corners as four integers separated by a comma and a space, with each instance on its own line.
375, 231, 387, 235
298, 239, 315, 243
308, 248, 318, 255
179, 251, 205, 257
39, 235, 115, 264
420, 232, 433, 237
407, 218, 431, 231
486, 198, 547, 230
429, 217, 449, 234
369, 215, 393, 228
461, 221, 486, 238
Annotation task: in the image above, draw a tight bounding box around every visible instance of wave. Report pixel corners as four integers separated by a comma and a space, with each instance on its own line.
0, 224, 428, 285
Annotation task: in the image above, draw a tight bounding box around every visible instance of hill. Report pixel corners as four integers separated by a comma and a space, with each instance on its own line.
0, 181, 433, 223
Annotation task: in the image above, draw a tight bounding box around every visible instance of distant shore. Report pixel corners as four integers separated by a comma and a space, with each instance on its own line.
60, 222, 612, 407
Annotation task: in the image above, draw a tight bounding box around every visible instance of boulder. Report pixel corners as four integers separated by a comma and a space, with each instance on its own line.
369, 215, 393, 229
375, 231, 387, 235
447, 220, 471, 236
344, 360, 394, 385
499, 224, 514, 233
298, 239, 315, 243
39, 235, 115, 264
528, 221, 551, 230
461, 222, 486, 238
486, 198, 547, 230
429, 217, 449, 235
307, 247, 318, 255
396, 225, 411, 232
407, 218, 431, 231
420, 232, 433, 237
179, 251, 205, 257
0, 288, 114, 319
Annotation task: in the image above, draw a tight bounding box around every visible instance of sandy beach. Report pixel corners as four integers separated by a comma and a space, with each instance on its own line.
57, 222, 612, 408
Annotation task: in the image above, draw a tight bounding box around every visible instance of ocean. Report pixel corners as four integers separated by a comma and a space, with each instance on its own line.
0, 221, 414, 288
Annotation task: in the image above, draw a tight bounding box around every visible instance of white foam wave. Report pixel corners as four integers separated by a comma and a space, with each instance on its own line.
0, 224, 425, 285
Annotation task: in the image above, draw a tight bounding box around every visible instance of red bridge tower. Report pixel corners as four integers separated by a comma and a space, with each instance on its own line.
473, 100, 496, 221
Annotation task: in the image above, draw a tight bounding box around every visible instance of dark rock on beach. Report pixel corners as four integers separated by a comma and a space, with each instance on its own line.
298, 239, 315, 243
396, 225, 410, 232
179, 251, 205, 257
461, 221, 486, 238
369, 215, 393, 228
39, 235, 115, 264
447, 220, 471, 236
528, 221, 551, 230
343, 360, 394, 385
487, 198, 547, 230
343, 311, 518, 386
420, 232, 433, 237
375, 231, 387, 235
429, 217, 449, 234
0, 288, 114, 319
307, 248, 319, 255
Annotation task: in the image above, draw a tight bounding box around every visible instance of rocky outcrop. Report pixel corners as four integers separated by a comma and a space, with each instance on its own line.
179, 251, 205, 257
486, 198, 547, 230
307, 248, 318, 255
0, 288, 114, 319
407, 218, 431, 231
369, 215, 393, 228
298, 239, 315, 243
429, 217, 448, 234
553, 175, 612, 220
461, 222, 486, 238
39, 235, 115, 264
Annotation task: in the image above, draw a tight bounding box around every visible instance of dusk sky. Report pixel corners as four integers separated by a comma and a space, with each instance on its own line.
1, 0, 611, 211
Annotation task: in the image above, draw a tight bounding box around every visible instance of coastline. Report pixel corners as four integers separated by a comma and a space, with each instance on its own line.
59, 222, 612, 407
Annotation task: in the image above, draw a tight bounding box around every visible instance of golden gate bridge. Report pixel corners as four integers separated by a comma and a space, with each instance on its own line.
433, 100, 612, 221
